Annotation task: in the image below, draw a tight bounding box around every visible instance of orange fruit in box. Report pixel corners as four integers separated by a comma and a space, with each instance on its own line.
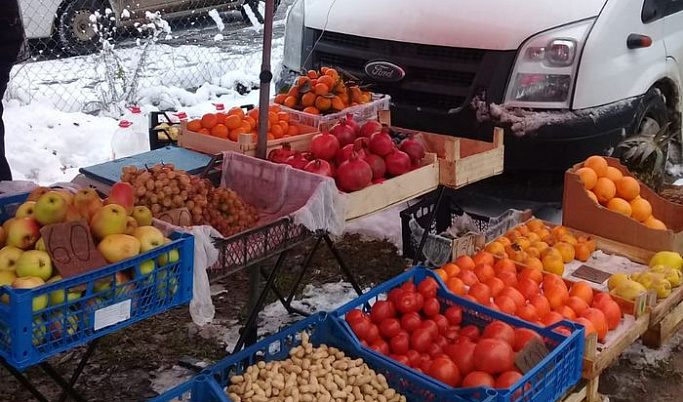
216, 112, 227, 124
434, 269, 449, 283
530, 294, 551, 318
498, 272, 519, 288
287, 125, 300, 136
229, 128, 246, 141
555, 305, 576, 320
527, 219, 545, 232
630, 197, 652, 222
570, 282, 594, 305
303, 106, 320, 115
274, 94, 287, 104
485, 277, 506, 298
566, 296, 589, 316
442, 262, 460, 277
267, 133, 275, 140
284, 96, 297, 108
519, 267, 543, 284
616, 176, 640, 201
326, 68, 339, 80
574, 243, 592, 262
526, 247, 540, 259
494, 258, 517, 276
583, 156, 608, 177
297, 76, 309, 86
605, 166, 623, 182
244, 116, 256, 130
198, 128, 210, 135
301, 93, 316, 107
268, 111, 279, 126
187, 119, 202, 132
593, 177, 616, 204
318, 75, 335, 88
517, 304, 540, 322
644, 216, 667, 230
287, 86, 299, 98
607, 197, 632, 216
576, 167, 598, 190
455, 255, 476, 271
314, 83, 329, 95
485, 241, 506, 256
542, 255, 564, 275
320, 66, 329, 74
277, 112, 290, 122
210, 124, 229, 139
315, 96, 332, 111
582, 308, 608, 341
271, 125, 284, 139
307, 70, 318, 79
269, 105, 281, 113
201, 113, 218, 129
228, 107, 245, 119
241, 120, 252, 133
554, 242, 575, 263
446, 277, 466, 296
247, 108, 259, 120
225, 114, 242, 130
523, 257, 543, 271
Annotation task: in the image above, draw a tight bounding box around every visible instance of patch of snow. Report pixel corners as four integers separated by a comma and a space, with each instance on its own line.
150, 365, 196, 395
214, 34, 224, 42
243, 7, 263, 32
345, 204, 405, 251
121, 9, 130, 19
675, 178, 683, 186
208, 9, 225, 32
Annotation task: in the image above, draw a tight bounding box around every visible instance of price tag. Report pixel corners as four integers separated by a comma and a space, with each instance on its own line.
572, 265, 612, 284
94, 299, 132, 331
452, 234, 485, 259
40, 221, 108, 278
515, 337, 550, 374
154, 208, 192, 227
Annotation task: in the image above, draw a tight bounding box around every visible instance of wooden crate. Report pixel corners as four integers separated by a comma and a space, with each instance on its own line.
558, 379, 604, 402
345, 153, 439, 221
177, 120, 318, 157
640, 287, 683, 348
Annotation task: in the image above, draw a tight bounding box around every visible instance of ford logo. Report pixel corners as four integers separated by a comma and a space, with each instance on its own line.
364, 61, 406, 82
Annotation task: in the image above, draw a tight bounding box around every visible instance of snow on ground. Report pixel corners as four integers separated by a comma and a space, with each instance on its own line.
345, 204, 406, 251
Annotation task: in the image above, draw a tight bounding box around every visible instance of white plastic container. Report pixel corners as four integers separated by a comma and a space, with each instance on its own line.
111, 119, 147, 160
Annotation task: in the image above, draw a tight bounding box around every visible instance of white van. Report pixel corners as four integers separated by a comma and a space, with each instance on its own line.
277, 0, 683, 171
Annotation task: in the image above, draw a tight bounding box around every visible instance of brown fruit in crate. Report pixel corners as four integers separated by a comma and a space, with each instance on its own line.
554, 242, 575, 263
630, 197, 653, 222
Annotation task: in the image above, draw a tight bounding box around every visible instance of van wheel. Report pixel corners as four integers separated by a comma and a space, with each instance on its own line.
634, 88, 669, 138
57, 0, 111, 56
241, 0, 280, 24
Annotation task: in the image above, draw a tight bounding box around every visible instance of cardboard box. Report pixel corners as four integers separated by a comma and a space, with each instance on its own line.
562, 157, 683, 253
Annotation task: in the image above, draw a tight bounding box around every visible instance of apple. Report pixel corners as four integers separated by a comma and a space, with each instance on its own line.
56, 190, 74, 205
97, 234, 140, 263
157, 270, 178, 298
50, 311, 78, 339
64, 204, 86, 222
32, 317, 47, 346
139, 259, 155, 277
15, 250, 53, 281
27, 186, 51, 202
0, 226, 5, 247
46, 275, 81, 306
157, 238, 179, 266
90, 204, 128, 239
2, 217, 16, 233
0, 246, 23, 271
125, 217, 139, 235
12, 276, 48, 311
74, 188, 103, 222
131, 206, 153, 226
133, 226, 164, 252
15, 201, 36, 218
6, 217, 40, 250
105, 182, 135, 215
0, 270, 17, 304
114, 271, 136, 297
34, 191, 68, 225
35, 237, 46, 251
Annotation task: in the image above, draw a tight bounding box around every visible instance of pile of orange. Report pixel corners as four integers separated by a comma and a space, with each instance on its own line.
186, 105, 303, 142
433, 251, 622, 341
481, 220, 596, 276
576, 156, 666, 230
274, 67, 373, 115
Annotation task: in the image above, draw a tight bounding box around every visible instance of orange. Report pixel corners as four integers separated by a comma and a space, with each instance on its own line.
442, 262, 461, 278
244, 116, 257, 130
274, 94, 287, 104
644, 216, 667, 230
284, 96, 297, 108
224, 114, 241, 130
616, 176, 640, 201
474, 264, 495, 282
575, 317, 597, 340
485, 241, 506, 256
494, 258, 517, 276
271, 125, 284, 139
569, 282, 594, 305
201, 113, 218, 129
228, 107, 245, 119
210, 124, 229, 139
306, 70, 318, 79
314, 83, 330, 95
247, 108, 259, 120
583, 156, 608, 177
554, 242, 575, 263
277, 112, 290, 122
287, 124, 300, 136
315, 96, 332, 111
267, 133, 275, 141
303, 106, 319, 115
434, 268, 449, 283
278, 121, 289, 133
519, 267, 543, 284
268, 111, 279, 126
473, 251, 495, 267
301, 93, 317, 107
317, 75, 335, 89
228, 128, 247, 141
241, 120, 252, 133
576, 167, 598, 190
325, 68, 339, 81
593, 177, 616, 204
582, 308, 608, 341
455, 255, 476, 271
630, 197, 652, 222
607, 197, 632, 217
459, 270, 479, 286
287, 86, 300, 98
445, 277, 466, 296
586, 190, 599, 204
187, 119, 202, 132
197, 128, 210, 135
216, 112, 228, 124
269, 104, 282, 113
320, 66, 329, 74
574, 243, 591, 262
544, 285, 569, 310
577, 235, 597, 253
297, 76, 310, 86
605, 166, 623, 182
331, 96, 345, 111
566, 296, 589, 317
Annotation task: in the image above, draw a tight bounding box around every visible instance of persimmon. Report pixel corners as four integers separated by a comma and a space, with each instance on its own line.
569, 282, 594, 305
494, 258, 517, 276
498, 272, 519, 288
201, 113, 218, 129
485, 241, 506, 256
315, 96, 332, 111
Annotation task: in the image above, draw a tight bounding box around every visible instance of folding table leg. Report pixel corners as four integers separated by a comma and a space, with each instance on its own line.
413, 185, 446, 266
285, 235, 323, 306
39, 363, 87, 402
0, 358, 50, 402
258, 266, 310, 317
56, 339, 99, 402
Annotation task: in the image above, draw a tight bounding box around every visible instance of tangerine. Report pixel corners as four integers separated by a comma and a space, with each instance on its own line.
605, 166, 623, 182
644, 216, 667, 230
297, 76, 310, 86
277, 111, 290, 122
630, 197, 653, 222
244, 116, 257, 130
187, 119, 202, 132
216, 112, 228, 124
576, 167, 598, 190
314, 83, 330, 95
583, 156, 608, 177
268, 111, 279, 126
317, 75, 335, 89
287, 124, 300, 136
210, 124, 229, 139
284, 96, 297, 108
594, 177, 616, 204
574, 243, 592, 262
201, 113, 218, 129
228, 107, 245, 119
274, 94, 287, 104
241, 120, 252, 133
325, 68, 339, 81
442, 263, 461, 278
197, 128, 210, 135
287, 86, 300, 98
306, 70, 318, 79
301, 93, 317, 107
271, 125, 284, 139
225, 114, 242, 130
247, 108, 259, 120
616, 176, 640, 201
228, 128, 247, 141
315, 96, 332, 111
434, 268, 449, 283
331, 96, 345, 110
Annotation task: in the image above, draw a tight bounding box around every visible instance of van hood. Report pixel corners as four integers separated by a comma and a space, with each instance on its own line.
304, 0, 605, 50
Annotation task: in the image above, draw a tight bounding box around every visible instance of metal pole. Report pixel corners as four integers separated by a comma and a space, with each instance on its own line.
255, 0, 275, 159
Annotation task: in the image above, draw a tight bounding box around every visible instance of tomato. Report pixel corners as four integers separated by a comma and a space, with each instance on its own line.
410, 328, 433, 353
365, 324, 380, 343
473, 339, 515, 374
483, 321, 515, 346
494, 371, 523, 389
388, 287, 404, 305
401, 282, 416, 293
444, 340, 476, 376
390, 354, 409, 366
462, 371, 495, 388
406, 349, 421, 367
400, 312, 422, 333
444, 306, 463, 326
427, 357, 461, 387
427, 342, 444, 358
444, 326, 460, 342
395, 292, 419, 314
420, 320, 439, 338
370, 339, 390, 355
434, 334, 448, 348
415, 292, 425, 311
460, 325, 480, 341
351, 320, 372, 341
420, 357, 433, 373
423, 297, 441, 317
370, 301, 396, 323
378, 318, 401, 338
345, 309, 367, 324
513, 328, 543, 352
418, 277, 439, 299
390, 332, 410, 355
432, 314, 449, 334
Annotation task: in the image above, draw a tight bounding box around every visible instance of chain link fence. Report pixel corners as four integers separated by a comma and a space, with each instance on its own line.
6, 0, 288, 115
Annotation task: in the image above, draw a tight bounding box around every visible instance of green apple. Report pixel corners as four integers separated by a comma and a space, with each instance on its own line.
131, 206, 153, 227
46, 275, 81, 306
0, 246, 24, 271
12, 276, 47, 311
139, 259, 155, 276
15, 250, 52, 281
35, 237, 46, 251
132, 226, 164, 252
15, 201, 36, 218
34, 191, 68, 225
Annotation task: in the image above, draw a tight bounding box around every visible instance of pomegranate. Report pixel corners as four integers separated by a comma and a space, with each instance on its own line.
304, 159, 335, 177
330, 114, 358, 147
336, 151, 373, 192
369, 127, 394, 156
267, 143, 296, 163
310, 130, 341, 161
337, 142, 366, 165
399, 136, 425, 163
360, 120, 382, 138
385, 148, 412, 176
285, 152, 312, 169
372, 178, 386, 184
363, 153, 386, 180
355, 137, 370, 149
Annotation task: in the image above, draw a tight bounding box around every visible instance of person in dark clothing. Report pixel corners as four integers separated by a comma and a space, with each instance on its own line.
0, 0, 27, 181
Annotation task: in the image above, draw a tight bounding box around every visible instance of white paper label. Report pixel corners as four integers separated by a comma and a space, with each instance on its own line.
94, 299, 132, 331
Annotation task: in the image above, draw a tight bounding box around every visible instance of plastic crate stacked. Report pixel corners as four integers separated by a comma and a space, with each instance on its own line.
0, 193, 195, 369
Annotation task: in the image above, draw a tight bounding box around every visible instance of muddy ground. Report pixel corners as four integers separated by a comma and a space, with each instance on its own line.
0, 235, 681, 402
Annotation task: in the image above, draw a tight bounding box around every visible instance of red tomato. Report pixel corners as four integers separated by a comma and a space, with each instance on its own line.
379, 318, 402, 338
410, 328, 433, 353
462, 371, 495, 388
415, 292, 425, 311
444, 326, 460, 342
420, 320, 439, 338
418, 277, 439, 299
370, 301, 396, 323
423, 297, 441, 317
494, 371, 523, 389
483, 321, 515, 346
400, 312, 422, 333
370, 339, 390, 355
444, 339, 476, 376
432, 314, 449, 334
460, 325, 481, 341
401, 282, 416, 293
444, 306, 463, 326
434, 334, 448, 348
388, 287, 404, 305
390, 332, 410, 355
406, 350, 421, 367
395, 292, 419, 314
427, 342, 444, 358
350, 320, 372, 340
420, 357, 433, 373
390, 354, 409, 366
513, 328, 543, 352
365, 324, 380, 343
428, 357, 461, 387
473, 339, 515, 374
345, 309, 367, 324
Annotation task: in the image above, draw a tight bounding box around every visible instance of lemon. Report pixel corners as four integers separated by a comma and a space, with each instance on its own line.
612, 280, 647, 301
649, 251, 683, 270
608, 273, 629, 291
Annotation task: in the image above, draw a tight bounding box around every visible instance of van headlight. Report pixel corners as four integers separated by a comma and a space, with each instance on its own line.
283, 0, 305, 70
504, 18, 596, 109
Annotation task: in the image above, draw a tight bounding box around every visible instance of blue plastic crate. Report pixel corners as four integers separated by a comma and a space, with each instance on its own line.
331, 267, 585, 402
150, 313, 497, 402
0, 192, 29, 222
0, 232, 194, 370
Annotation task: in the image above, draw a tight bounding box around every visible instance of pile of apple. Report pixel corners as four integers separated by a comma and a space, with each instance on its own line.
0, 184, 180, 322
267, 116, 426, 192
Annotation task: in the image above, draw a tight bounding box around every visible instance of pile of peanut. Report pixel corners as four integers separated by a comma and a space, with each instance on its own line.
227, 332, 407, 402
